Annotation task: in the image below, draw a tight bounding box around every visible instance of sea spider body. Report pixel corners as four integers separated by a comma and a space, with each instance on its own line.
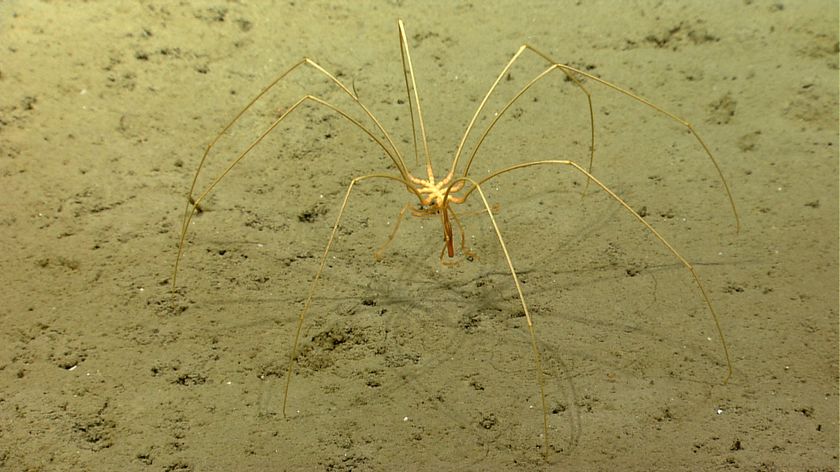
409, 172, 466, 257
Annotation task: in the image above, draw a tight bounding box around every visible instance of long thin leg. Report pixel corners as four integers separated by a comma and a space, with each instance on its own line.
526, 45, 739, 231
180, 57, 306, 228
396, 21, 421, 168
445, 177, 550, 457
282, 173, 405, 417
447, 46, 594, 186
460, 64, 578, 176
182, 58, 407, 227
447, 44, 739, 233
397, 19, 435, 180
172, 53, 434, 291
463, 160, 733, 384
374, 203, 412, 261
172, 92, 422, 290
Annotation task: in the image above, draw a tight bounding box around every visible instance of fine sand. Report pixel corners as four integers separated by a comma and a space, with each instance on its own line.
1, 1, 837, 470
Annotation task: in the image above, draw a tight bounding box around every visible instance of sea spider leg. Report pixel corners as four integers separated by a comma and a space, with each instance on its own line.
374, 203, 412, 261
444, 177, 549, 456
172, 59, 424, 290
446, 46, 595, 192
525, 44, 740, 234
282, 173, 414, 417
396, 20, 422, 168
397, 19, 435, 180
181, 59, 407, 226
444, 43, 740, 233
461, 160, 733, 384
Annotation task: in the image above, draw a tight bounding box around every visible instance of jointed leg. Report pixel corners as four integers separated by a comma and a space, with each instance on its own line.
525, 44, 739, 230
449, 177, 550, 457
172, 92, 408, 290
172, 60, 424, 290
464, 160, 733, 384
447, 44, 739, 233
448, 46, 594, 186
282, 173, 403, 417
374, 203, 412, 261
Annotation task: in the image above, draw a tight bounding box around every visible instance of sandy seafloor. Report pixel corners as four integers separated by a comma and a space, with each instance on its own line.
1, 1, 838, 470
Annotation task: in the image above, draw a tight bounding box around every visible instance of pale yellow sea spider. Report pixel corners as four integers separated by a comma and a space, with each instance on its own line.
172, 19, 739, 458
